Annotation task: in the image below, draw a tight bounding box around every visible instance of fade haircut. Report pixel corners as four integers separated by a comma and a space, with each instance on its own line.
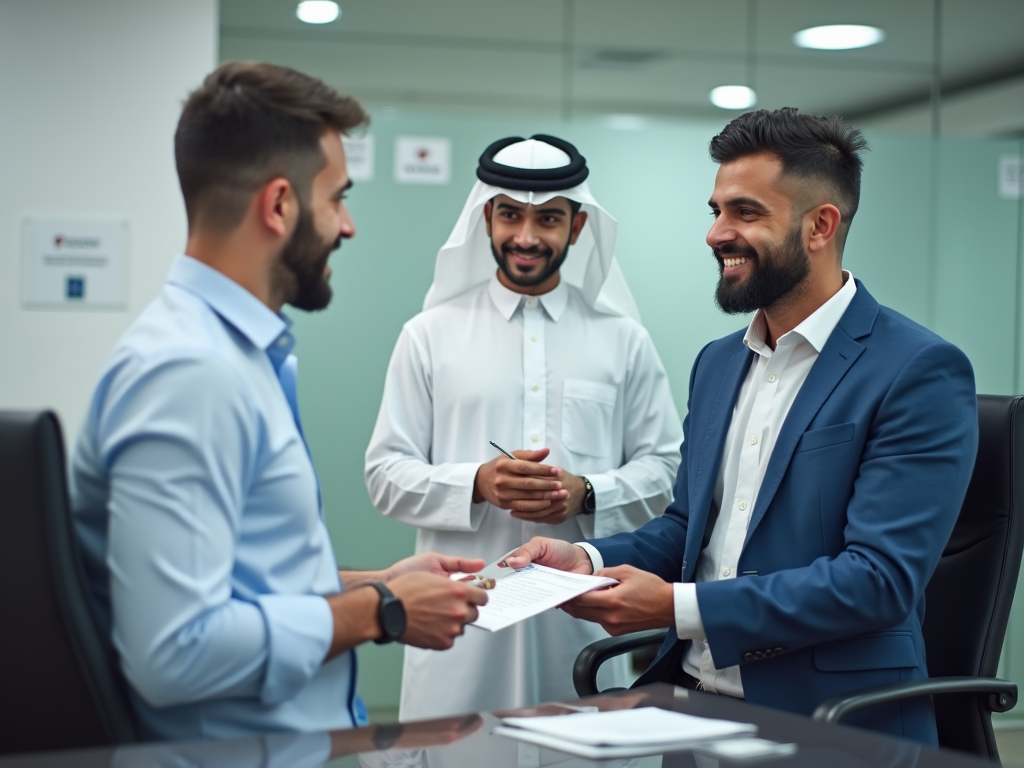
175, 61, 368, 234
709, 108, 868, 253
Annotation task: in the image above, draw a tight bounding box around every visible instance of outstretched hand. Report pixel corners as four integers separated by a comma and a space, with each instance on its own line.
385, 552, 486, 581
501, 536, 595, 574
559, 565, 675, 636
388, 573, 488, 650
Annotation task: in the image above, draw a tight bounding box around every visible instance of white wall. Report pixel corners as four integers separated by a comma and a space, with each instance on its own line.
0, 0, 218, 441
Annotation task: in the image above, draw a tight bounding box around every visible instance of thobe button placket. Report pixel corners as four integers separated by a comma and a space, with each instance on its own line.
522, 300, 546, 450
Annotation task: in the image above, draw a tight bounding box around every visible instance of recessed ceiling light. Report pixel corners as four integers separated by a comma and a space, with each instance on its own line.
297, 1, 340, 24
793, 24, 885, 50
710, 86, 757, 110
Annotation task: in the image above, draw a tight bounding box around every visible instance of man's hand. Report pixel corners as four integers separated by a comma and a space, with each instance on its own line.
501, 536, 595, 574
388, 573, 488, 650
510, 468, 587, 525
384, 552, 486, 581
559, 565, 674, 636
473, 448, 567, 512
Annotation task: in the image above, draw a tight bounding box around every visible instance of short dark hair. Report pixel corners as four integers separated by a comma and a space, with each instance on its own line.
175, 61, 368, 233
709, 108, 868, 251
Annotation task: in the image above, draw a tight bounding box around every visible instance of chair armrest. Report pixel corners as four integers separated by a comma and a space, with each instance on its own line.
813, 676, 1018, 724
573, 629, 668, 698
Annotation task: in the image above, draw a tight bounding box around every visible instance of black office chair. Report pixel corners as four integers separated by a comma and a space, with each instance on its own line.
573, 394, 1024, 761
0, 410, 139, 754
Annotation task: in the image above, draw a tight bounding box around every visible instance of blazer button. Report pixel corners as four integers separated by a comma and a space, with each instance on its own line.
774, 647, 783, 654
764, 649, 774, 658
743, 652, 754, 662
754, 651, 764, 660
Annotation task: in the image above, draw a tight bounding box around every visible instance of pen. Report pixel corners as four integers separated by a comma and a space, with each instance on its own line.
489, 441, 517, 460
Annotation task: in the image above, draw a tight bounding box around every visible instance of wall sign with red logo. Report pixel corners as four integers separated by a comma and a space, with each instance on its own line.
394, 136, 451, 185
21, 217, 128, 309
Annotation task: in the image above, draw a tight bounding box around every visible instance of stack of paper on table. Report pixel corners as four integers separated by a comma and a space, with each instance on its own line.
461, 561, 618, 632
493, 707, 757, 759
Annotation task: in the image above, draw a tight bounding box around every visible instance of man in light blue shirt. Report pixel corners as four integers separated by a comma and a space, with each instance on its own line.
70, 62, 487, 742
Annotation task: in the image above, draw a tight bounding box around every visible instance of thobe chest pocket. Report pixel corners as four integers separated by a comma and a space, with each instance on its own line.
561, 379, 617, 457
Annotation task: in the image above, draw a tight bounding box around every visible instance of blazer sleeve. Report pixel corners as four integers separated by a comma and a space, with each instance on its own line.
590, 341, 716, 578
696, 339, 978, 670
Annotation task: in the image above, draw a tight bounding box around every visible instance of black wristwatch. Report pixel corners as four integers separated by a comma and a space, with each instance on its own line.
580, 476, 596, 515
373, 722, 404, 751
369, 582, 406, 644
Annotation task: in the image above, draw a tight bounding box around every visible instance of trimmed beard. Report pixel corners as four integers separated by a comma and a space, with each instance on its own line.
490, 229, 572, 289
714, 225, 810, 315
278, 204, 340, 312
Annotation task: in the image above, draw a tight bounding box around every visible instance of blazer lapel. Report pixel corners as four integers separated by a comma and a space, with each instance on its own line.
686, 343, 753, 566
743, 282, 878, 545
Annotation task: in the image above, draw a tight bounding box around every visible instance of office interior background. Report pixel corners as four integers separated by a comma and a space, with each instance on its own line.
2, 0, 1023, 728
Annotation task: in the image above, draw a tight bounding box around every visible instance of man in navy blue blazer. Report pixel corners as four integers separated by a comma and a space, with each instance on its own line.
506, 108, 978, 744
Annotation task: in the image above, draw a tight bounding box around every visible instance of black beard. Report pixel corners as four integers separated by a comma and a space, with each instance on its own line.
278, 206, 339, 312
714, 226, 810, 315
491, 232, 571, 288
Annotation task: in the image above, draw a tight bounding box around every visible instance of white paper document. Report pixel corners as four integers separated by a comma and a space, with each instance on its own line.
494, 707, 757, 759
465, 561, 617, 633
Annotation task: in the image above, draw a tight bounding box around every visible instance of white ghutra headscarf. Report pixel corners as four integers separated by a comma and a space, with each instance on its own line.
422, 135, 641, 322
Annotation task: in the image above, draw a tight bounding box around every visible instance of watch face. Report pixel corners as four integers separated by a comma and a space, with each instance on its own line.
381, 598, 406, 640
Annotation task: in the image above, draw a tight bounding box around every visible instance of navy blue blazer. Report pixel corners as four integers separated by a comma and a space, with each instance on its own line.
593, 280, 978, 744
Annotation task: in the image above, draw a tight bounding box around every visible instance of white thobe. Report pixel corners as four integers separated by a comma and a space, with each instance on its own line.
365, 274, 683, 720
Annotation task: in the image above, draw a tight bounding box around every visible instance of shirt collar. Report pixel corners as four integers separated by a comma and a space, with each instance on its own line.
487, 272, 569, 322
167, 254, 293, 355
743, 270, 858, 355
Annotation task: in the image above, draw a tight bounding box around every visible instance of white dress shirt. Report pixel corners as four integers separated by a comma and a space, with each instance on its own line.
365, 273, 682, 719
581, 271, 857, 698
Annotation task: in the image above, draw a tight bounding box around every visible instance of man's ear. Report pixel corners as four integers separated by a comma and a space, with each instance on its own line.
568, 211, 588, 245
805, 204, 841, 255
483, 200, 493, 237
257, 178, 296, 239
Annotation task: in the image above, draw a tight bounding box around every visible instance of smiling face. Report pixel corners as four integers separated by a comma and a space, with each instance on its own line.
707, 153, 811, 315
276, 130, 356, 311
484, 194, 588, 295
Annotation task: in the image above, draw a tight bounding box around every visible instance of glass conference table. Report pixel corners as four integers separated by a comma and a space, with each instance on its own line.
0, 684, 1000, 768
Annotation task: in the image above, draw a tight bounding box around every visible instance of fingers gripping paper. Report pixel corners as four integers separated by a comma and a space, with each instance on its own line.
465, 562, 617, 632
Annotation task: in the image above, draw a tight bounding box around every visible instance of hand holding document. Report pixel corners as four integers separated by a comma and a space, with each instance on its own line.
453, 556, 617, 632
494, 706, 759, 759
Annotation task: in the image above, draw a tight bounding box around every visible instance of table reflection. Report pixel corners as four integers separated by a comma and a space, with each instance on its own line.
10, 685, 981, 768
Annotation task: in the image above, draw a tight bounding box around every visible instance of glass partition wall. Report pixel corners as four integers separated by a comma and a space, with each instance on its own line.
221, 0, 1024, 719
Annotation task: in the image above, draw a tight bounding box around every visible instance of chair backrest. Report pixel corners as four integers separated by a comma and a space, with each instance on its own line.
0, 410, 138, 755
923, 395, 1024, 756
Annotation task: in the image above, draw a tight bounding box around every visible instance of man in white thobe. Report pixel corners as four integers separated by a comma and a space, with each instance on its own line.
365, 134, 683, 720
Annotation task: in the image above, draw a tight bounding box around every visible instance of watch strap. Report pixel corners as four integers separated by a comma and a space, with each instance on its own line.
580, 476, 596, 515
369, 581, 404, 644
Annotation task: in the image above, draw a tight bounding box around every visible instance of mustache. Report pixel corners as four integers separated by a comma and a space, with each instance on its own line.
503, 243, 554, 258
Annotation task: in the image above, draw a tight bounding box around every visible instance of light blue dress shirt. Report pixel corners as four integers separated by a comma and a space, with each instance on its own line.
71, 254, 365, 740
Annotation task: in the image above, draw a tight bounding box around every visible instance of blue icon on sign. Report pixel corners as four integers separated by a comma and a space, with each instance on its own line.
66, 276, 85, 299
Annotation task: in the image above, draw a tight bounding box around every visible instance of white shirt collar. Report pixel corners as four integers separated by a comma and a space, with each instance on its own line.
743, 270, 858, 356
487, 272, 569, 323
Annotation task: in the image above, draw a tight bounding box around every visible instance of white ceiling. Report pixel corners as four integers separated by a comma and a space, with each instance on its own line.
220, 0, 1024, 135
